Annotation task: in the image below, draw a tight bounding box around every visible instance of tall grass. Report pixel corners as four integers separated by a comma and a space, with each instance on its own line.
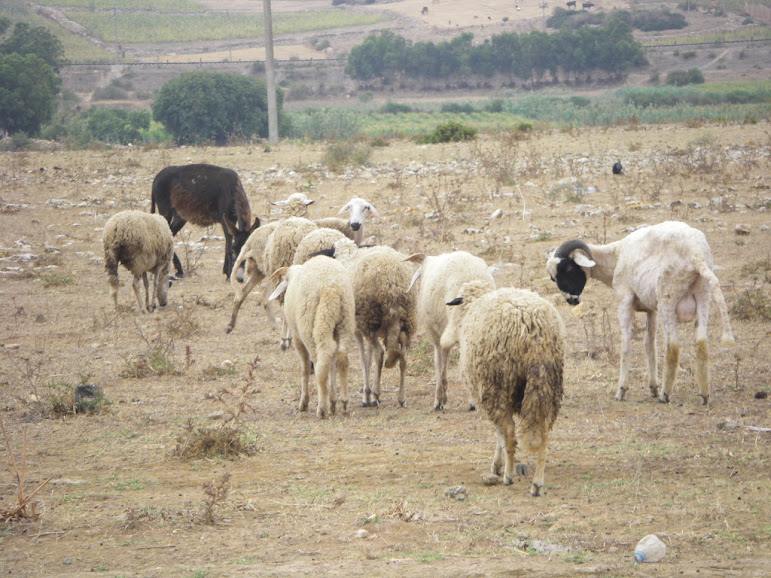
42, 0, 200, 8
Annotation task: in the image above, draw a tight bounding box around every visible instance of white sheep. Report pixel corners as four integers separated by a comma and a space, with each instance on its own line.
546, 221, 735, 405
292, 227, 349, 266
448, 282, 566, 496
103, 210, 174, 314
269, 256, 355, 418
314, 197, 378, 246
405, 251, 496, 411
227, 193, 317, 333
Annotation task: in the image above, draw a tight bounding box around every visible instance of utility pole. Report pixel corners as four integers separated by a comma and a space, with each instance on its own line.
262, 0, 279, 145
113, 5, 119, 63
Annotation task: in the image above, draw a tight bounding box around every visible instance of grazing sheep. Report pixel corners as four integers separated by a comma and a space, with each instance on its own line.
448, 282, 566, 496
315, 198, 378, 246
226, 221, 280, 333
103, 210, 174, 314
150, 164, 260, 278
405, 251, 496, 411
226, 193, 317, 334
547, 221, 735, 405
269, 257, 355, 418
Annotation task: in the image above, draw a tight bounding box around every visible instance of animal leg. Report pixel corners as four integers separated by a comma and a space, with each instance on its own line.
529, 428, 549, 497
356, 330, 371, 406
492, 427, 505, 477
433, 344, 448, 410
694, 290, 711, 404
108, 273, 119, 310
615, 298, 635, 401
644, 311, 659, 397
371, 338, 384, 407
227, 260, 263, 333
132, 275, 147, 314
659, 311, 679, 403
220, 217, 234, 277
168, 215, 186, 277
315, 355, 331, 419
335, 347, 349, 415
295, 340, 311, 412
397, 349, 407, 408
500, 417, 518, 486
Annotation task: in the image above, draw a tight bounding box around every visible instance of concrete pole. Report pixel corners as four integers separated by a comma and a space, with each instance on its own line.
262, 0, 279, 145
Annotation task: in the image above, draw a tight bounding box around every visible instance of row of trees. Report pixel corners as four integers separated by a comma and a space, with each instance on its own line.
346, 21, 646, 85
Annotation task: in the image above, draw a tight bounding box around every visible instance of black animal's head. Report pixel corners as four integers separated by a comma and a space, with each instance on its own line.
231, 217, 261, 262
546, 240, 596, 306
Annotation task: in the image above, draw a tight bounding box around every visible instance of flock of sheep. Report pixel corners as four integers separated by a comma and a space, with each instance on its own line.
102, 163, 735, 496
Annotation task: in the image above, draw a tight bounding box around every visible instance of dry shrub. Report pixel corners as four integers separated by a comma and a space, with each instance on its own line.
200, 473, 231, 525
730, 286, 770, 321
1, 415, 52, 522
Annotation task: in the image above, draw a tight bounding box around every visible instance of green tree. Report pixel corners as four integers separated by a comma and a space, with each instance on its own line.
152, 71, 283, 145
0, 53, 60, 135
0, 22, 67, 72
86, 108, 150, 145
345, 30, 408, 81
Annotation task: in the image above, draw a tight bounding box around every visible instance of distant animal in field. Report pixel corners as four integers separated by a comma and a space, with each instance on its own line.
612, 161, 623, 175
567, 1, 577, 8
422, 6, 428, 15
151, 164, 260, 278
582, 2, 595, 8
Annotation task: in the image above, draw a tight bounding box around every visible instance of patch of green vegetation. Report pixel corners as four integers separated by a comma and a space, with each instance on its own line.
42, 272, 73, 288
416, 121, 477, 144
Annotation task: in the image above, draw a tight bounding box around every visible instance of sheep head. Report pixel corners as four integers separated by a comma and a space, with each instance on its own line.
339, 198, 378, 232
547, 240, 595, 306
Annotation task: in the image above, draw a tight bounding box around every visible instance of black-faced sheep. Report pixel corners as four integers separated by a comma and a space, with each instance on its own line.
151, 163, 260, 278
449, 282, 566, 497
547, 221, 735, 405
269, 256, 355, 418
405, 251, 496, 411
103, 210, 174, 314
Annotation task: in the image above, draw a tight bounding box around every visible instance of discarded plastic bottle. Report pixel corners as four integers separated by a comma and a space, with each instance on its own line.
634, 534, 666, 563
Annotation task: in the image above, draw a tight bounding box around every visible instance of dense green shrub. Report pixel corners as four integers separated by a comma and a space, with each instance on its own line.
484, 99, 505, 113
86, 108, 151, 145
440, 102, 475, 114
416, 121, 477, 144
665, 68, 705, 86
379, 101, 413, 114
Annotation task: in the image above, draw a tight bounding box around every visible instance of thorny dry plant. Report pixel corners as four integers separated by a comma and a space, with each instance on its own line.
205, 357, 261, 427
0, 413, 52, 521
200, 472, 231, 525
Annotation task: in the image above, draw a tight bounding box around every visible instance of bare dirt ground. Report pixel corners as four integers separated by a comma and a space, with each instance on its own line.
1, 122, 769, 576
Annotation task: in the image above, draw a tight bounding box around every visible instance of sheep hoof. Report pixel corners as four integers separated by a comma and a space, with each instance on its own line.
434, 404, 444, 411
649, 386, 659, 397
658, 393, 670, 403
530, 483, 542, 497
398, 400, 406, 408
468, 403, 476, 412
614, 388, 627, 401
699, 394, 709, 405
369, 400, 380, 407
225, 326, 233, 334
502, 476, 514, 486
515, 463, 528, 476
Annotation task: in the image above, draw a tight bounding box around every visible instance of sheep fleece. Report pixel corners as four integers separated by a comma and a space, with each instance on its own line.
458, 288, 565, 444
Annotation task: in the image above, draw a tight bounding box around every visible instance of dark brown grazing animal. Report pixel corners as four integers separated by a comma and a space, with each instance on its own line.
566, 1, 577, 7
582, 1, 595, 8
151, 164, 260, 278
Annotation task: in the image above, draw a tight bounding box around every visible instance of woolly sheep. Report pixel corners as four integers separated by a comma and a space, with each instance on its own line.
103, 210, 174, 314
546, 221, 735, 405
226, 193, 317, 333
448, 282, 566, 496
314, 197, 378, 246
269, 256, 355, 418
292, 227, 349, 266
405, 251, 496, 411
312, 239, 417, 407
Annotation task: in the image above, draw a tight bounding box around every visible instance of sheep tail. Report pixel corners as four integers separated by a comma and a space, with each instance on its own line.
312, 286, 342, 357
383, 306, 403, 369
518, 362, 564, 452
696, 257, 735, 347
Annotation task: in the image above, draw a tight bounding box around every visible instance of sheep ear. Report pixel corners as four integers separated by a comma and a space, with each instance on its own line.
570, 249, 596, 268
268, 266, 288, 281
304, 199, 316, 206
546, 256, 561, 280
268, 280, 288, 301
250, 217, 260, 232
404, 253, 426, 264
366, 203, 379, 217
447, 297, 464, 306
406, 266, 422, 292
271, 200, 287, 206
337, 202, 351, 216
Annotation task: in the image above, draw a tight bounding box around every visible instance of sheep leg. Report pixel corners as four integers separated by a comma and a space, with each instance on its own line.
499, 418, 518, 486
492, 427, 506, 477
328, 357, 337, 416
295, 340, 311, 412
614, 298, 635, 401
529, 432, 549, 497
108, 273, 119, 310
694, 291, 711, 405
226, 260, 263, 333
132, 274, 148, 314
397, 350, 407, 408
335, 347, 349, 415
644, 311, 659, 397
355, 330, 372, 406
659, 309, 679, 403
433, 344, 449, 410
371, 338, 384, 407
314, 355, 331, 419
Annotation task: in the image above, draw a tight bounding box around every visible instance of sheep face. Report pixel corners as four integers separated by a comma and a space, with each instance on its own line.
547, 241, 596, 306
339, 198, 378, 231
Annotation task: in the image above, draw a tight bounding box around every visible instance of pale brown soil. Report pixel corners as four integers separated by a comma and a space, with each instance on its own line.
1, 122, 769, 576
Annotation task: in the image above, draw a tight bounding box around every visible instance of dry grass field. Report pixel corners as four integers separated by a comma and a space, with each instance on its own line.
1, 121, 770, 576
